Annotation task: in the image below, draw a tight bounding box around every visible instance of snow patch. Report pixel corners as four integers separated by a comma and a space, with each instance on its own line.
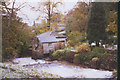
12, 57, 48, 66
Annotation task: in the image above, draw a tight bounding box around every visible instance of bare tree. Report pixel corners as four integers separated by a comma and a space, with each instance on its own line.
2, 0, 26, 28
33, 0, 63, 30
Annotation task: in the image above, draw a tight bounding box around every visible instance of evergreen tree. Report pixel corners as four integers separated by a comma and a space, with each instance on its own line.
87, 2, 107, 46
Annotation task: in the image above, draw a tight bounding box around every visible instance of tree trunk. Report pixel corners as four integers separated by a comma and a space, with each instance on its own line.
47, 0, 51, 30
8, 0, 16, 28
96, 41, 99, 47
89, 44, 93, 51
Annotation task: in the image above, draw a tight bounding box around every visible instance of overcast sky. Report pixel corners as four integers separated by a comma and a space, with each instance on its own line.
7, 0, 117, 26
8, 0, 92, 26
17, 2, 78, 26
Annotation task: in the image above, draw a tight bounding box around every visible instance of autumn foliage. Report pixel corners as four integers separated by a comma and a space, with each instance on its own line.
76, 45, 90, 54
2, 12, 33, 61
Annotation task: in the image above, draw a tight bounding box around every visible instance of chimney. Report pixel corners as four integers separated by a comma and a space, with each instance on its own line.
33, 21, 35, 26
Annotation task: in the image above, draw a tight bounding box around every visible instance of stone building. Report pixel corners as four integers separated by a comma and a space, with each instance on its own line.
32, 31, 67, 59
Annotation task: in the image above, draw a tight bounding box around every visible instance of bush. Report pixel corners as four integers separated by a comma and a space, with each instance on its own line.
73, 51, 107, 64
52, 49, 76, 62
93, 47, 105, 53
73, 49, 117, 70
112, 71, 117, 78
75, 53, 92, 63
76, 45, 90, 54
73, 54, 81, 64
52, 50, 66, 60
106, 49, 117, 54
2, 14, 33, 61
64, 50, 76, 62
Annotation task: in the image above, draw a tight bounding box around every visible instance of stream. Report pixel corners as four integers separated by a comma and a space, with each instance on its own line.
13, 57, 113, 78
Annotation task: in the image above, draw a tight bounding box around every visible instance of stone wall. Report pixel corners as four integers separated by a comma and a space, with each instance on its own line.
32, 37, 43, 59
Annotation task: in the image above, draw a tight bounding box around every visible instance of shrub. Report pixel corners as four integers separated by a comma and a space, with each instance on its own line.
73, 54, 80, 64
64, 49, 76, 62
112, 71, 117, 78
52, 49, 76, 62
76, 45, 90, 54
106, 50, 117, 54
78, 53, 92, 62
52, 50, 65, 59
93, 47, 105, 53
73, 53, 90, 64
2, 47, 18, 60
73, 51, 107, 64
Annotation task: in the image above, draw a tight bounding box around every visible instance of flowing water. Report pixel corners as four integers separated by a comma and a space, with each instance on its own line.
13, 57, 113, 78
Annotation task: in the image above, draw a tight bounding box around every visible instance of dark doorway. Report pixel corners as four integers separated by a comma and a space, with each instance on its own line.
43, 53, 50, 58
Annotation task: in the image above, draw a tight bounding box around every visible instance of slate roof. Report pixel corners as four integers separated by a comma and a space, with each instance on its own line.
36, 31, 66, 43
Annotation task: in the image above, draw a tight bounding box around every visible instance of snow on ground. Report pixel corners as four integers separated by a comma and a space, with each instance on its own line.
32, 62, 113, 78
12, 57, 113, 78
0, 62, 61, 78
12, 57, 50, 66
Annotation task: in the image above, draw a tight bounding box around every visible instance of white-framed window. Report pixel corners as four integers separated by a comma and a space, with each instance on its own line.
35, 38, 39, 50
